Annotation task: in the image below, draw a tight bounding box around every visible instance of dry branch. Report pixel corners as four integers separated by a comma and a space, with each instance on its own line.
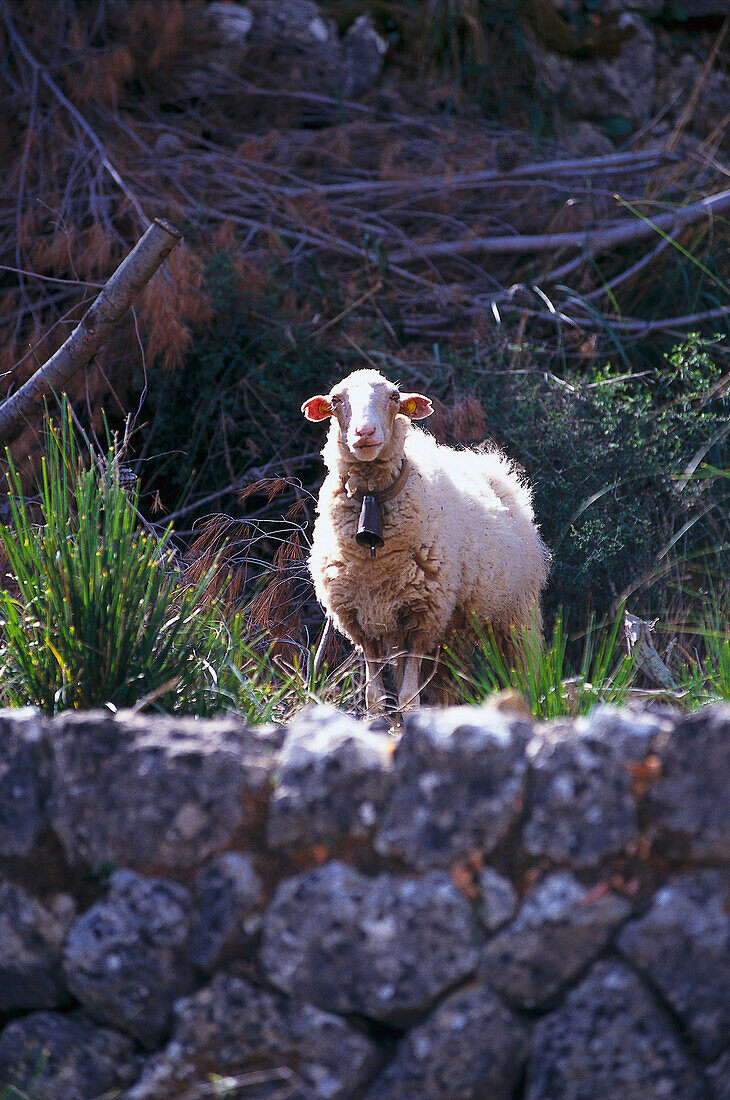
388, 188, 730, 263
0, 219, 182, 444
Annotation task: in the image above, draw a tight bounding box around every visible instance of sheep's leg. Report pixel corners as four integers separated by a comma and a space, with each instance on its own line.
397, 654, 422, 711
362, 644, 387, 713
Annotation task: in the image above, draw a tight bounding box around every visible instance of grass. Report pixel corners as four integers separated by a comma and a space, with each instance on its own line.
0, 401, 727, 724
0, 402, 325, 721
443, 611, 638, 719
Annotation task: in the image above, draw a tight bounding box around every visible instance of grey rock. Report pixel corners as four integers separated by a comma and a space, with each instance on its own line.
479, 867, 518, 933
186, 851, 263, 971
709, 1050, 730, 1100
617, 871, 730, 1060
124, 971, 379, 1100
576, 704, 670, 758
62, 869, 196, 1047
564, 15, 657, 128
268, 705, 394, 849
657, 53, 730, 145
0, 882, 75, 1011
375, 706, 531, 869
341, 14, 387, 99
261, 860, 480, 1024
646, 704, 730, 860
0, 1011, 140, 1100
525, 961, 705, 1100
48, 710, 274, 871
208, 0, 253, 46
0, 708, 48, 857
524, 719, 638, 867
482, 872, 630, 1009
248, 0, 337, 50
365, 983, 528, 1099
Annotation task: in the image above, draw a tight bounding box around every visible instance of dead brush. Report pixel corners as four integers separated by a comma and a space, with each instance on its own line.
183, 478, 358, 710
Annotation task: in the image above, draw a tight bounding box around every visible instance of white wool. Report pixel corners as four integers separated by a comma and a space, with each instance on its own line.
305, 370, 550, 709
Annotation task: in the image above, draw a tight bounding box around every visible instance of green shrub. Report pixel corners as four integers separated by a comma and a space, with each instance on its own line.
0, 403, 280, 719
441, 334, 730, 632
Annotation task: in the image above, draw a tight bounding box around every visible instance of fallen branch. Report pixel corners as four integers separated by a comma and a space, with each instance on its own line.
388, 188, 730, 263
624, 611, 679, 691
0, 219, 182, 444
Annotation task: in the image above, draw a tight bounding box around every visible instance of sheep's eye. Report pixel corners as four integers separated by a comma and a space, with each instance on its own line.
330, 395, 342, 407
389, 391, 400, 403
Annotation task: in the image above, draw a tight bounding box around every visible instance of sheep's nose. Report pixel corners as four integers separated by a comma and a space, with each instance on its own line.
355, 423, 378, 438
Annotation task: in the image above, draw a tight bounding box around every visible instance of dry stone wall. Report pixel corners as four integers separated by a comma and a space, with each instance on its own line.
0, 701, 729, 1098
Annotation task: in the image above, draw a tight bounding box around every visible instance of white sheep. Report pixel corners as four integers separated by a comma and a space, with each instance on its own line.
302, 369, 550, 712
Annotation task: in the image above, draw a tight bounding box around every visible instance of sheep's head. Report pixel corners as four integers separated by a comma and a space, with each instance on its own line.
302, 369, 432, 462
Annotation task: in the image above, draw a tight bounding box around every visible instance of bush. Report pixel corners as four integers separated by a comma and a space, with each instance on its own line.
441, 334, 730, 631
0, 403, 280, 719
139, 253, 338, 522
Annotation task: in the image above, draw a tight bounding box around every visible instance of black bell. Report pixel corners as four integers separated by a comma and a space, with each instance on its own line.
356, 494, 384, 557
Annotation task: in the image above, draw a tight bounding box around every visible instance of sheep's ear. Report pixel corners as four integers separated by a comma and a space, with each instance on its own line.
399, 393, 433, 420
301, 395, 333, 421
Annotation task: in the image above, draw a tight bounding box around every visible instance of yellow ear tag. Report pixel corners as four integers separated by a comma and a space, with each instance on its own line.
401, 398, 417, 416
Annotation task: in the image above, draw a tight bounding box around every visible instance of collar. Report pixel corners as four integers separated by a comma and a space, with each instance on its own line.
341, 457, 411, 504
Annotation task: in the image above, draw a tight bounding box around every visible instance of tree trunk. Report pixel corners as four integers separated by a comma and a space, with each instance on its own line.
0, 218, 182, 444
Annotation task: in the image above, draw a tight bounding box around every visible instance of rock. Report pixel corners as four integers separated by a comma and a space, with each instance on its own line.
657, 52, 730, 146
208, 0, 386, 108
558, 118, 616, 157
0, 882, 75, 1011
525, 961, 705, 1099
575, 704, 671, 758
48, 710, 274, 871
341, 14, 387, 99
267, 705, 394, 850
0, 708, 48, 857
375, 706, 531, 869
261, 861, 480, 1024
530, 13, 657, 131
0, 1010, 140, 1100
482, 872, 630, 1010
364, 983, 528, 1099
565, 15, 657, 129
523, 715, 639, 867
709, 1050, 730, 1100
124, 971, 379, 1100
647, 704, 730, 860
208, 0, 253, 47
617, 871, 730, 1061
247, 0, 337, 51
186, 851, 264, 971
62, 869, 196, 1048
479, 867, 518, 933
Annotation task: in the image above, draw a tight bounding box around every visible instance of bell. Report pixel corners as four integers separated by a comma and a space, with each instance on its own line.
356, 494, 384, 557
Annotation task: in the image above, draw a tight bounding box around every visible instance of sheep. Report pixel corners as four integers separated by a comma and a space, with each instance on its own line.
302, 368, 550, 713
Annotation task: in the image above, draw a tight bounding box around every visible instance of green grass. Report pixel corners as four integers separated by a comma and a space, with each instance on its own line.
443, 610, 637, 719
0, 403, 289, 719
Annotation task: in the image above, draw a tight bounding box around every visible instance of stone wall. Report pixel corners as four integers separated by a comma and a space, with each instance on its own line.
0, 701, 728, 1098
